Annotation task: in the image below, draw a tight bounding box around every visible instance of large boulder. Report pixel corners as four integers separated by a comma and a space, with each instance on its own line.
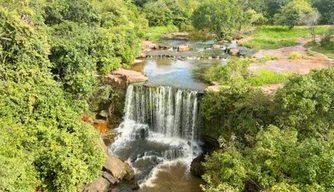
106, 69, 148, 86
103, 156, 128, 179
229, 48, 239, 56
178, 44, 190, 52
142, 41, 160, 51
82, 176, 110, 192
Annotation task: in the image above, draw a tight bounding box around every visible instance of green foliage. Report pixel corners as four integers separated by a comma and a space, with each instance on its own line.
288, 51, 302, 60
253, 25, 330, 39
141, 0, 199, 29
241, 25, 331, 50
274, 0, 319, 29
195, 58, 291, 86
201, 68, 334, 191
258, 55, 280, 63
144, 25, 179, 41
247, 70, 292, 86
0, 7, 105, 191
201, 85, 273, 143
202, 125, 334, 191
143, 0, 173, 26
196, 58, 252, 84
274, 68, 334, 138
242, 38, 299, 50
43, 0, 146, 99
311, 0, 334, 24
192, 0, 261, 39
305, 41, 334, 59
49, 22, 97, 100
202, 147, 246, 191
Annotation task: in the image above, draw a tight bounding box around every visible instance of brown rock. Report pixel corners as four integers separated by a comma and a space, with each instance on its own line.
82, 176, 110, 192
124, 163, 135, 181
132, 59, 143, 65
110, 185, 120, 192
178, 44, 190, 52
103, 156, 127, 179
142, 41, 159, 51
108, 69, 148, 84
102, 171, 119, 184
99, 110, 108, 118
229, 48, 239, 56
212, 44, 221, 49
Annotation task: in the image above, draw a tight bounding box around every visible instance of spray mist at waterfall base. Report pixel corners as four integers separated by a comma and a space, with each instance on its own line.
109, 85, 204, 191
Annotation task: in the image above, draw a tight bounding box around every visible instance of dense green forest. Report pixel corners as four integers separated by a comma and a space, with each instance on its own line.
0, 0, 146, 191
0, 0, 333, 191
201, 68, 334, 191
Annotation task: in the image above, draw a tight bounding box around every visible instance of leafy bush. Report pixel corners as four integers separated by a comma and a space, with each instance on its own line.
288, 51, 302, 60
274, 68, 334, 138
201, 85, 273, 142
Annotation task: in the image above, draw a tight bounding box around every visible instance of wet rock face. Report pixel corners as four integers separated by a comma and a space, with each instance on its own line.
190, 153, 206, 177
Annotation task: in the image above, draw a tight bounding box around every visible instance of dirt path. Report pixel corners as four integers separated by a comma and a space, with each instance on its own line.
253, 45, 307, 59
249, 58, 332, 74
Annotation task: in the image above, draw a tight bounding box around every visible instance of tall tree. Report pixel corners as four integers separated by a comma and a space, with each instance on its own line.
192, 0, 260, 39
274, 0, 319, 29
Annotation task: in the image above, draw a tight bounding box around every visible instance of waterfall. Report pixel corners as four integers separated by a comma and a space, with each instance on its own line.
110, 84, 202, 184
123, 85, 201, 140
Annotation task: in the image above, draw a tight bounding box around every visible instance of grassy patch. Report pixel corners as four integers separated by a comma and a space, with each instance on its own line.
247, 70, 292, 86
242, 38, 299, 50
242, 25, 332, 50
253, 25, 331, 39
144, 25, 179, 41
304, 41, 334, 59
288, 52, 302, 60
259, 54, 280, 63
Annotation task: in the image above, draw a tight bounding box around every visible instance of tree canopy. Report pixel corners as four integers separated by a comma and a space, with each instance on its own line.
201, 67, 334, 191
0, 0, 148, 191
192, 0, 261, 39
274, 0, 319, 29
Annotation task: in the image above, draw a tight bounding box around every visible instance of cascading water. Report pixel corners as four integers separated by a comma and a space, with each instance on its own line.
110, 84, 202, 187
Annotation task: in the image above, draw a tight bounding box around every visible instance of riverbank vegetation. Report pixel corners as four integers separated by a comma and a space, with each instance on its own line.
194, 58, 293, 86
0, 0, 146, 191
201, 68, 334, 191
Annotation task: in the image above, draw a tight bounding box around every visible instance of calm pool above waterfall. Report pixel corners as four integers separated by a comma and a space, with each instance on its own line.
131, 58, 220, 90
